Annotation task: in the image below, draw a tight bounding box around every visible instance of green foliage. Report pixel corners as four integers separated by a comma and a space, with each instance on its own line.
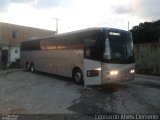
130, 20, 160, 44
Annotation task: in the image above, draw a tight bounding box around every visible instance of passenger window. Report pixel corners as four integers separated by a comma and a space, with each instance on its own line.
46, 39, 57, 50
40, 40, 46, 50
84, 37, 100, 60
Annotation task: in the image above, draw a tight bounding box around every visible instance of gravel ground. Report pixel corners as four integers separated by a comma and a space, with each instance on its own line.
0, 70, 160, 119
0, 70, 82, 114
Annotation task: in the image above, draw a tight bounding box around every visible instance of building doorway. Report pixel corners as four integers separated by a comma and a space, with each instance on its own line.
2, 49, 8, 67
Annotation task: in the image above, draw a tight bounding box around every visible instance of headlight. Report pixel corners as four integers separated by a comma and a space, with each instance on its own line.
109, 70, 119, 75
130, 69, 135, 74
95, 67, 101, 71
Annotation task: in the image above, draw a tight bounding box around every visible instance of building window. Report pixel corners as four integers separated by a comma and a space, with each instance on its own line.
15, 50, 18, 53
12, 31, 17, 39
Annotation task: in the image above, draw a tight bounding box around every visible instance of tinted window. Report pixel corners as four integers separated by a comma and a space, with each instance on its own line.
45, 37, 83, 50
21, 40, 41, 51
84, 37, 100, 60
40, 40, 46, 50
46, 39, 57, 50
103, 31, 135, 64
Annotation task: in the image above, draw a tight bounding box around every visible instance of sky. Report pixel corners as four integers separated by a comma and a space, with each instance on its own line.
0, 0, 160, 33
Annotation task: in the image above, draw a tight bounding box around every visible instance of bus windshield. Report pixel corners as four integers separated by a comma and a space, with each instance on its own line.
104, 31, 134, 64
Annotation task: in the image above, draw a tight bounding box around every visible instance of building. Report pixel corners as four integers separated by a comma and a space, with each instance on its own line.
0, 22, 55, 68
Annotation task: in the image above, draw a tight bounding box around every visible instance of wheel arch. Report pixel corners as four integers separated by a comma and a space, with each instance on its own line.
72, 66, 84, 84
72, 66, 82, 77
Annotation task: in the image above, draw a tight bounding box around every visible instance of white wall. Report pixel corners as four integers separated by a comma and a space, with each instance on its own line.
10, 46, 20, 63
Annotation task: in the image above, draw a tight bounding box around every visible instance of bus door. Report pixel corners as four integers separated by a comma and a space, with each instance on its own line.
84, 38, 102, 85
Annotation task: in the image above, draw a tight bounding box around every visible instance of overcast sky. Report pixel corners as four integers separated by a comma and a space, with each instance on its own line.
0, 0, 159, 33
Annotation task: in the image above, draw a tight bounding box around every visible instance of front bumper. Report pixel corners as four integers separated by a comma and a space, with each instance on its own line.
102, 74, 135, 84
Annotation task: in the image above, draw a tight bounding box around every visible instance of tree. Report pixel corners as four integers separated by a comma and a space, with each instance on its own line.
130, 20, 160, 44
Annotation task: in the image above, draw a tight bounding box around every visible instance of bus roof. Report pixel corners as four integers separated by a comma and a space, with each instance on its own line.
23, 27, 129, 42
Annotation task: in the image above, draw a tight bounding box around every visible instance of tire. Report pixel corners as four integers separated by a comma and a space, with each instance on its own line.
73, 69, 84, 84
30, 64, 35, 72
26, 62, 30, 71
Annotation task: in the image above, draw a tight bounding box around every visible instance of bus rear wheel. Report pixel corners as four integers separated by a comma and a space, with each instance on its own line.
30, 64, 35, 72
73, 69, 84, 85
26, 62, 30, 71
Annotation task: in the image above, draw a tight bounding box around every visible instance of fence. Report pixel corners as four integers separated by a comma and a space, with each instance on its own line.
134, 43, 160, 75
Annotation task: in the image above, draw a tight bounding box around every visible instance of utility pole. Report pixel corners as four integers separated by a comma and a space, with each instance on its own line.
128, 21, 130, 31
52, 18, 59, 34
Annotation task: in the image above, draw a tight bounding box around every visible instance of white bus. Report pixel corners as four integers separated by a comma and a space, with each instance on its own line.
20, 27, 135, 85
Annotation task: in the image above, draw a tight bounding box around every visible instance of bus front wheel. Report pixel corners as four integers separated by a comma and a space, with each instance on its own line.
73, 69, 84, 85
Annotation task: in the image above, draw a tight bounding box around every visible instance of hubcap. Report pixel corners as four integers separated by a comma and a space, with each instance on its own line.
75, 72, 81, 82
31, 66, 34, 72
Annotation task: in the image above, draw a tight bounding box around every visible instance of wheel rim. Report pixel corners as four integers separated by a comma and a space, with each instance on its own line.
75, 72, 82, 82
31, 65, 34, 72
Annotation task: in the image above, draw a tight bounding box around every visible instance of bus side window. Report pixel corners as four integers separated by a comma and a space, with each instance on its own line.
40, 40, 46, 50
46, 39, 57, 50
85, 38, 100, 60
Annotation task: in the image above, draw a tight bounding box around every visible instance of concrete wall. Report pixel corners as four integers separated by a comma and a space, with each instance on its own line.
134, 43, 160, 73
0, 22, 55, 46
0, 22, 55, 67
10, 46, 20, 62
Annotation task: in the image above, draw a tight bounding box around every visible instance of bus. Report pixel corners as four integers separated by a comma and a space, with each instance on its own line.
20, 27, 135, 85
